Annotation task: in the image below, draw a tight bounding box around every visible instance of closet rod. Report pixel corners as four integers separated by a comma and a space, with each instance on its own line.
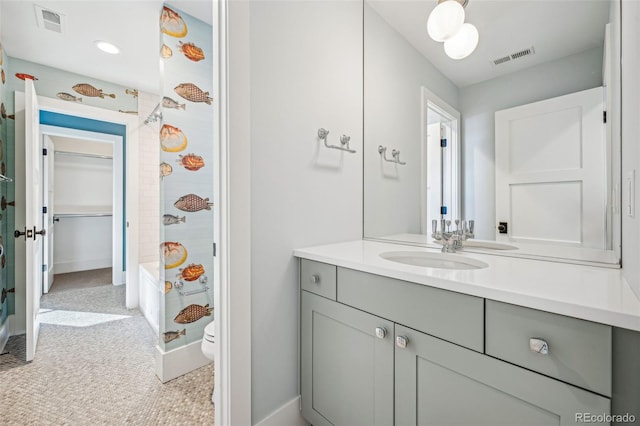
54, 213, 113, 218
54, 150, 113, 160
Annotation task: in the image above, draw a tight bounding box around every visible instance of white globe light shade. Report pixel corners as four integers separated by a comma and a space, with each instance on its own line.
444, 23, 479, 59
427, 0, 465, 42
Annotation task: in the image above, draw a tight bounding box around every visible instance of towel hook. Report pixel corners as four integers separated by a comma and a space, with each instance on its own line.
317, 128, 356, 153
378, 145, 407, 165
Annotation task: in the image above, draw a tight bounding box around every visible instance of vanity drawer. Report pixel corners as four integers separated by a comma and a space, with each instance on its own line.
485, 300, 612, 397
300, 259, 337, 300
337, 267, 484, 352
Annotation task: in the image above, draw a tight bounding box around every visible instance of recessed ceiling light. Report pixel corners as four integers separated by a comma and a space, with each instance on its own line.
95, 40, 120, 54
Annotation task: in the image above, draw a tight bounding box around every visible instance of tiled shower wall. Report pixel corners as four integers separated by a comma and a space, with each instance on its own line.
138, 91, 161, 264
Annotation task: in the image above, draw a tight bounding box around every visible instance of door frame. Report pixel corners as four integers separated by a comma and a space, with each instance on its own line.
39, 124, 124, 286
36, 95, 139, 308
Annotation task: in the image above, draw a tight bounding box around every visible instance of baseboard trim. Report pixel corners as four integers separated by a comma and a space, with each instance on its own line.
0, 319, 9, 353
154, 339, 211, 383
255, 396, 309, 426
54, 259, 112, 274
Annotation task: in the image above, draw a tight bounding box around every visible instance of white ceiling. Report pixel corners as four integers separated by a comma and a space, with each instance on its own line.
368, 0, 611, 88
0, 0, 212, 94
0, 1, 610, 93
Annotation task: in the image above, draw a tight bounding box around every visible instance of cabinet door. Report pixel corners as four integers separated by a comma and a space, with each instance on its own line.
301, 291, 394, 426
395, 324, 610, 426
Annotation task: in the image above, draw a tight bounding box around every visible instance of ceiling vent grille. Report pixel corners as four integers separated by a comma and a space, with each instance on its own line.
34, 5, 65, 34
492, 46, 536, 66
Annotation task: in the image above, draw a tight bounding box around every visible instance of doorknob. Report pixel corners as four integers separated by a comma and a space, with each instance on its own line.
32, 227, 46, 240
14, 228, 33, 239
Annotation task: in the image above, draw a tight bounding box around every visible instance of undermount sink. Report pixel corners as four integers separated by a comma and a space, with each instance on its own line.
380, 251, 489, 270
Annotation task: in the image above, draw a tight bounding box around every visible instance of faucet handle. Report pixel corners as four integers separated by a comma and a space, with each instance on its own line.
468, 220, 475, 234
432, 219, 438, 234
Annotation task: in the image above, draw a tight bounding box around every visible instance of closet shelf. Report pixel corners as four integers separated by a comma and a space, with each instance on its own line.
54, 206, 112, 217
54, 150, 113, 160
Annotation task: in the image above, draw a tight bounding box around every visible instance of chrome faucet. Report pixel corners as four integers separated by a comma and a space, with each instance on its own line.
432, 219, 475, 253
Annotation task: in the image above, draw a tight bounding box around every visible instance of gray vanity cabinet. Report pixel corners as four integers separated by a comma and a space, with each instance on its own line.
299, 260, 612, 426
395, 323, 610, 426
300, 291, 394, 426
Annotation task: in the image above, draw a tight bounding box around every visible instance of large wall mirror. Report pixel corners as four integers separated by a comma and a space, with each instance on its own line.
363, 0, 622, 266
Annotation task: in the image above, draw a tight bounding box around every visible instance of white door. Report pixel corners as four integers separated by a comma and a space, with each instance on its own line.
43, 135, 55, 293
495, 87, 606, 248
25, 80, 44, 361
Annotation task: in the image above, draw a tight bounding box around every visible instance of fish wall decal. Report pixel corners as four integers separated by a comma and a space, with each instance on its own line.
162, 241, 188, 269
57, 92, 82, 103
15, 72, 37, 81
72, 83, 116, 99
174, 194, 213, 212
160, 124, 188, 152
163, 329, 186, 343
177, 264, 205, 282
174, 83, 213, 105
177, 41, 205, 62
177, 153, 205, 171
163, 214, 185, 225
161, 44, 173, 59
161, 6, 188, 38
125, 88, 138, 98
1, 69, 5, 84
162, 96, 185, 110
160, 162, 173, 178
174, 304, 213, 324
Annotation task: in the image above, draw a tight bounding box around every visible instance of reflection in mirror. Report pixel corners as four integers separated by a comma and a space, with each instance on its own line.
363, 0, 621, 266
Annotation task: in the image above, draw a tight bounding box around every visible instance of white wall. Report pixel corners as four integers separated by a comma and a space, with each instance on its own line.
137, 91, 160, 264
363, 3, 459, 239
621, 0, 640, 298
249, 1, 363, 423
53, 141, 113, 273
459, 47, 604, 240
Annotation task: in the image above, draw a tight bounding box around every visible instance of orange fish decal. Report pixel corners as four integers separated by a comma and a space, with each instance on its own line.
177, 264, 205, 282
160, 124, 188, 152
15, 73, 38, 81
177, 153, 205, 171
177, 42, 205, 62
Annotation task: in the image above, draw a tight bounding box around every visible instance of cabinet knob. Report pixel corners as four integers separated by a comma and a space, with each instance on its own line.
375, 327, 387, 339
310, 274, 321, 285
529, 338, 549, 355
396, 335, 409, 349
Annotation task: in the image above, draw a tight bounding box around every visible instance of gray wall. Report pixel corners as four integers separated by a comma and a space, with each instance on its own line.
459, 47, 604, 240
250, 1, 363, 423
363, 3, 459, 239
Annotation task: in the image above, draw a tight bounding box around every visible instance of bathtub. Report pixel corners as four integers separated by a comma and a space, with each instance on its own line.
139, 262, 161, 336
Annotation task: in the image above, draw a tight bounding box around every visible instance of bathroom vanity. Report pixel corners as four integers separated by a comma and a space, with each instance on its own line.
295, 240, 640, 426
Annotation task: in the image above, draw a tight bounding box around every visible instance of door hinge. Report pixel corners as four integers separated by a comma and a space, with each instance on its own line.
42, 264, 47, 272
603, 111, 607, 124
43, 148, 48, 156
213, 243, 217, 257
43, 206, 47, 214
440, 206, 448, 215
440, 138, 447, 148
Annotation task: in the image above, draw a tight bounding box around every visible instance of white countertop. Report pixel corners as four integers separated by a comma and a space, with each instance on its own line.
294, 240, 640, 332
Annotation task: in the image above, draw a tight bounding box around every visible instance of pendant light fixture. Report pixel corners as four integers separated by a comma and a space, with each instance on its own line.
444, 22, 479, 59
427, 0, 478, 60
427, 0, 465, 42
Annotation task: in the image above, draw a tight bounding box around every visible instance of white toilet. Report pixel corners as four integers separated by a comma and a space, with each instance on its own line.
201, 320, 216, 403
201, 320, 216, 361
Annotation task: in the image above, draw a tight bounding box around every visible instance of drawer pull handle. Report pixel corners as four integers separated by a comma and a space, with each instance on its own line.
529, 338, 549, 355
375, 327, 387, 339
396, 335, 409, 349
310, 274, 321, 285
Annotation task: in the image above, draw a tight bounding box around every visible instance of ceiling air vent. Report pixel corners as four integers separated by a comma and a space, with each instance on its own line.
34, 5, 65, 34
492, 46, 536, 66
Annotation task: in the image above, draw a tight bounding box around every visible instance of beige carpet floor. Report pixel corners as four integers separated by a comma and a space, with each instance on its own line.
49, 268, 113, 293
0, 284, 215, 425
